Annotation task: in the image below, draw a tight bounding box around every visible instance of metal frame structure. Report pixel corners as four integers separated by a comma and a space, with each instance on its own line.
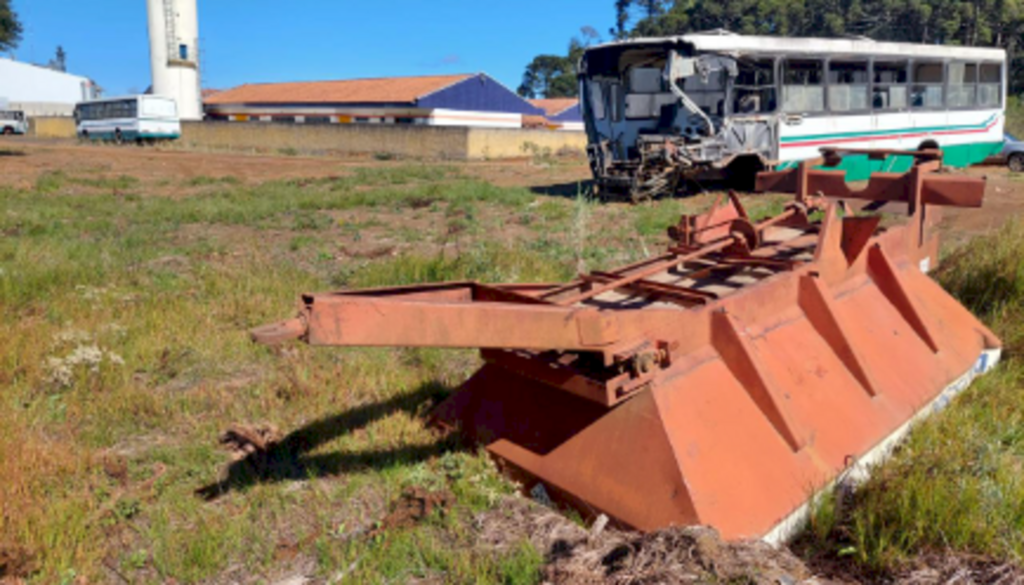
254, 149, 1000, 541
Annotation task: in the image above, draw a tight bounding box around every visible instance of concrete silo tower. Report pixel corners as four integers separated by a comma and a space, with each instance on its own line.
146, 0, 202, 120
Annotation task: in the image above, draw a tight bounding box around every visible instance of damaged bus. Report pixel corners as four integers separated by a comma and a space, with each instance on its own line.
579, 32, 1006, 200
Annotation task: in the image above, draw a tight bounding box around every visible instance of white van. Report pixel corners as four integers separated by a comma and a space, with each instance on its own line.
75, 95, 180, 143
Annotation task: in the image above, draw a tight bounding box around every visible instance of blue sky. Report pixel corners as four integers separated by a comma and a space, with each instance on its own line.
10, 1, 615, 95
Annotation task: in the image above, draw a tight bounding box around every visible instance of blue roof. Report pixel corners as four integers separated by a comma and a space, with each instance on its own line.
416, 73, 543, 116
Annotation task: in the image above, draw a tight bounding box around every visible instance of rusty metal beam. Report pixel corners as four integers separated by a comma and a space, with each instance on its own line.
757, 168, 985, 208
296, 294, 624, 352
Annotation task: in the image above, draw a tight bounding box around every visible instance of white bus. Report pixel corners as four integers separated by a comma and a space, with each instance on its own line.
579, 32, 1007, 199
74, 95, 181, 143
0, 110, 27, 135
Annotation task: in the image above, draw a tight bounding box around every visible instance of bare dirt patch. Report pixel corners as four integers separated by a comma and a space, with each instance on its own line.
0, 140, 590, 196
371, 487, 455, 536
940, 166, 1024, 247
475, 497, 819, 584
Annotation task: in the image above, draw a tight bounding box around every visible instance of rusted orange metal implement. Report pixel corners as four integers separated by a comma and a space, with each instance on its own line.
253, 149, 1000, 542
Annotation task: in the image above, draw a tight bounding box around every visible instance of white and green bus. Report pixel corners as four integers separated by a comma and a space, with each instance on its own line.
75, 95, 181, 143
0, 110, 28, 135
579, 32, 1006, 199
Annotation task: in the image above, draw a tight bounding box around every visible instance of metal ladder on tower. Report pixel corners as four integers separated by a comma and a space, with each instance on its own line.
162, 0, 177, 64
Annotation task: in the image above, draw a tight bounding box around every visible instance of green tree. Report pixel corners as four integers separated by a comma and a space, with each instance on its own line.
517, 35, 594, 98
0, 0, 21, 52
517, 54, 576, 99
526, 0, 1024, 96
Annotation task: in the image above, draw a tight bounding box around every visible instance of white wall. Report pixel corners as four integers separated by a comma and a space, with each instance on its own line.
426, 108, 523, 128
0, 58, 94, 114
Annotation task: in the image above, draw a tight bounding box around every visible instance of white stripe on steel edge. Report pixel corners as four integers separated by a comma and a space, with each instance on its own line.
762, 348, 1002, 546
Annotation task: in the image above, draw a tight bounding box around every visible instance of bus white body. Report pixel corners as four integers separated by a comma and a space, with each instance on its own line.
75, 95, 181, 142
0, 110, 28, 135
579, 33, 1006, 198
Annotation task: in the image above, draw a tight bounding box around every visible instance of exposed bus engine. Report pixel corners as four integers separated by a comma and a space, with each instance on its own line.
580, 37, 780, 200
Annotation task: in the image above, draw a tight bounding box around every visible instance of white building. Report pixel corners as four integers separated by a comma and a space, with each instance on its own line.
0, 58, 97, 116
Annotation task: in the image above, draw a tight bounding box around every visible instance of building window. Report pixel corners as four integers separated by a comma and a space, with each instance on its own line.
355, 117, 371, 123
179, 44, 188, 60
272, 115, 296, 123
395, 117, 415, 124
304, 116, 331, 124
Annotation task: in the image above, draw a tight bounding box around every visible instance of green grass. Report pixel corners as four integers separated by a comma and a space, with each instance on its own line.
0, 161, 672, 583
798, 219, 1024, 576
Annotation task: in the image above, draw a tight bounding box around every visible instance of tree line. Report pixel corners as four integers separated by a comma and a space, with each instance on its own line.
0, 0, 21, 52
518, 0, 1024, 98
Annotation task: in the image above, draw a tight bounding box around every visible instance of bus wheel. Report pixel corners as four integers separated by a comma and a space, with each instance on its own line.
114, 129, 124, 144
726, 157, 765, 192
2, 127, 12, 135
1009, 153, 1024, 173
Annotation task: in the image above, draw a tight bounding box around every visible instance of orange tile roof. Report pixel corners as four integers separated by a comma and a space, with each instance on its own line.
205, 74, 474, 105
529, 98, 579, 117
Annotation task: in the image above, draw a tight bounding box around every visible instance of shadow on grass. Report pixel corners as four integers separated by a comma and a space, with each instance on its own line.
529, 180, 594, 199
196, 381, 458, 500
527, 178, 743, 201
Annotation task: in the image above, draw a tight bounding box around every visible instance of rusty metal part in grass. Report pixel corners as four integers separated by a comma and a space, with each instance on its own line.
253, 150, 1001, 542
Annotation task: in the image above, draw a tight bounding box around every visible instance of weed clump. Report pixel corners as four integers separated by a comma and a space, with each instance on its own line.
938, 220, 1024, 349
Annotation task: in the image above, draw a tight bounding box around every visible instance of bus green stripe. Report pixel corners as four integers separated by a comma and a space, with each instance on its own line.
777, 141, 1002, 180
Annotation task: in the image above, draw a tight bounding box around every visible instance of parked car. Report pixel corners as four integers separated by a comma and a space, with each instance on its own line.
996, 133, 1024, 172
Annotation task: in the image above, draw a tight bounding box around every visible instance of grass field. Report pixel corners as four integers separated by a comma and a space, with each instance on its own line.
2, 148, 1023, 583
0, 159, 794, 583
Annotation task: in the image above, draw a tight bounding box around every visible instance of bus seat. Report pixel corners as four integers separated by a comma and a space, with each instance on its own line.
630, 68, 663, 93
626, 94, 656, 119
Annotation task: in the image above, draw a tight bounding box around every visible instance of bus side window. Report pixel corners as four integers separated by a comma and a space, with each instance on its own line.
828, 60, 869, 112
948, 62, 978, 108
783, 60, 825, 114
912, 62, 944, 108
979, 62, 1002, 108
872, 61, 908, 110
733, 58, 776, 114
